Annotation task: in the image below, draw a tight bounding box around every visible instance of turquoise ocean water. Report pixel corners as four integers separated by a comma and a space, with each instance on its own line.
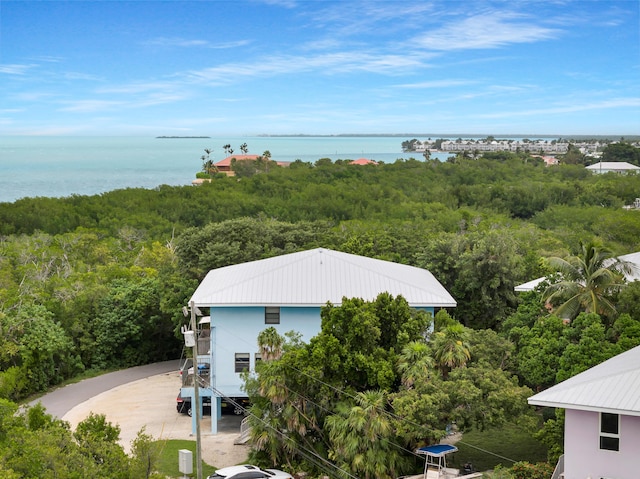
0, 136, 450, 203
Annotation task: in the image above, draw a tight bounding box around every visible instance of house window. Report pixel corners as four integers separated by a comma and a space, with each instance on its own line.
235, 353, 250, 373
254, 352, 262, 366
265, 306, 280, 324
599, 412, 620, 451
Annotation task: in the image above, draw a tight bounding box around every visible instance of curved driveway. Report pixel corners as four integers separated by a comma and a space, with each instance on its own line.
30, 359, 180, 418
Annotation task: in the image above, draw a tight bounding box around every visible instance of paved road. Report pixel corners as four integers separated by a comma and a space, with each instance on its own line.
31, 359, 180, 418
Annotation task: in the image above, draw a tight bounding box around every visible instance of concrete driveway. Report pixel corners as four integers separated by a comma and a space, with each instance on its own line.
31, 360, 180, 418
32, 360, 248, 468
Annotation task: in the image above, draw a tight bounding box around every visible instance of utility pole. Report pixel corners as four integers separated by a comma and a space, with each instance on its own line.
190, 300, 203, 479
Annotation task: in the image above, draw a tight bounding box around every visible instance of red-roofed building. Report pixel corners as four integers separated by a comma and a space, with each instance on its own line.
350, 158, 378, 166
214, 155, 288, 176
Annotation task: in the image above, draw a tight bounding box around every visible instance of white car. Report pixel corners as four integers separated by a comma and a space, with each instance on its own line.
207, 464, 293, 479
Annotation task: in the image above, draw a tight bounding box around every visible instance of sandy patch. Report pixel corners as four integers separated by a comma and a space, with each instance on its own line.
62, 371, 249, 469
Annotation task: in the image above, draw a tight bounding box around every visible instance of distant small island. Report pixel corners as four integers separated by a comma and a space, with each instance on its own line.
156, 136, 211, 139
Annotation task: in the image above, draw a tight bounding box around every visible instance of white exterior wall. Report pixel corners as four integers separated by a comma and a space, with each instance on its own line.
210, 306, 322, 397
565, 409, 640, 479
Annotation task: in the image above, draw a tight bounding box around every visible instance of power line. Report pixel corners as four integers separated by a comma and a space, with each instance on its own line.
203, 324, 520, 466
280, 362, 520, 464
203, 383, 358, 479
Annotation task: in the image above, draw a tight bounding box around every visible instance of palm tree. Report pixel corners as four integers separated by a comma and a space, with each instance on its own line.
397, 341, 434, 389
257, 327, 284, 361
202, 159, 216, 175
326, 390, 407, 479
432, 323, 470, 378
542, 241, 634, 321
201, 148, 216, 175
240, 142, 248, 155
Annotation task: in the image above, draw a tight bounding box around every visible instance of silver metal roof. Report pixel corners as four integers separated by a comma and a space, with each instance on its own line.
528, 345, 640, 416
190, 248, 456, 308
586, 161, 640, 171
514, 277, 546, 292
618, 251, 640, 282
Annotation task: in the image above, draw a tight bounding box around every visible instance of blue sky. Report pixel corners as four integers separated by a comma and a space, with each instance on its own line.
1, 0, 638, 136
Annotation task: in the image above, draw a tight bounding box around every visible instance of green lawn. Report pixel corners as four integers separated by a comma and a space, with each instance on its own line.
155, 439, 217, 478
154, 425, 547, 477
448, 423, 548, 472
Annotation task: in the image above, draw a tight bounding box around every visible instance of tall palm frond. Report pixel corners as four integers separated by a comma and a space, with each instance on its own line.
543, 241, 631, 321
397, 341, 434, 388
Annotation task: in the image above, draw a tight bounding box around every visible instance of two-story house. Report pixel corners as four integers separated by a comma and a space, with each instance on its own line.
183, 247, 456, 433
528, 345, 640, 479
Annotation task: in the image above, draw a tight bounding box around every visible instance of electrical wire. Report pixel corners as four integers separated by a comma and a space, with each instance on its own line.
196, 322, 520, 468
204, 383, 359, 479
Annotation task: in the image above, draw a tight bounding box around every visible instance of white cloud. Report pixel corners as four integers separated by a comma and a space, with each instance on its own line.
31, 56, 64, 63
413, 12, 560, 51
63, 72, 103, 81
476, 97, 640, 119
255, 0, 298, 8
144, 37, 251, 49
184, 50, 431, 84
59, 100, 126, 113
395, 79, 476, 89
0, 64, 36, 75
97, 82, 180, 94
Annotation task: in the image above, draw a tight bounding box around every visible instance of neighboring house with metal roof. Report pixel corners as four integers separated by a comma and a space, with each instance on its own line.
528, 345, 640, 479
514, 251, 640, 292
183, 248, 456, 433
586, 161, 640, 174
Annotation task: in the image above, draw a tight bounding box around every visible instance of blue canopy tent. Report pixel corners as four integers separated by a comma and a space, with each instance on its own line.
416, 444, 458, 477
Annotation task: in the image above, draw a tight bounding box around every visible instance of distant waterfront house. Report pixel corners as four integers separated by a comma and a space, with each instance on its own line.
530, 155, 559, 166
214, 154, 289, 176
586, 161, 640, 174
528, 345, 640, 479
349, 157, 378, 165
183, 248, 456, 433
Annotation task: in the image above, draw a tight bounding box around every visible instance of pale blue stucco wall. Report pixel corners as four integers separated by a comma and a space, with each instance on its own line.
210, 306, 322, 397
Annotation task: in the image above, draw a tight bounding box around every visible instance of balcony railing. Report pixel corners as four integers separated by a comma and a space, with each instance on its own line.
197, 329, 211, 356
551, 454, 564, 479
181, 363, 211, 387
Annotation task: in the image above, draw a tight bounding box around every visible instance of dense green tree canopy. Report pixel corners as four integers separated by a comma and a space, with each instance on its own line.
246, 295, 535, 477
0, 402, 163, 478
601, 142, 640, 165
1, 153, 640, 475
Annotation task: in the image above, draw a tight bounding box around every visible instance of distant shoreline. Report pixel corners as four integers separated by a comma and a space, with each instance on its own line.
156, 136, 211, 139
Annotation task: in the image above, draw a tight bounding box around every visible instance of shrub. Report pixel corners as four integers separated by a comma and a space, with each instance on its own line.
509, 461, 554, 479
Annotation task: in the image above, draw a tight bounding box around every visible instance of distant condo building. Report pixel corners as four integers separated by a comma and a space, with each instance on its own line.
439, 139, 570, 154
409, 139, 617, 156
